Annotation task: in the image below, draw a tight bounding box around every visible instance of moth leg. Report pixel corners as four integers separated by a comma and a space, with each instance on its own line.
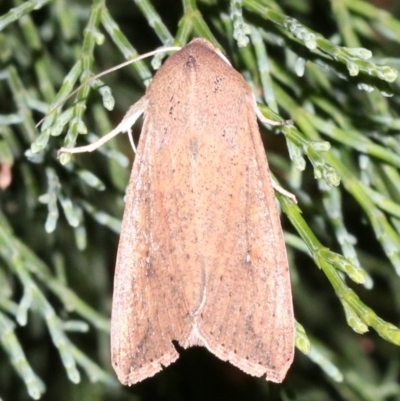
251, 95, 296, 202
253, 95, 293, 127
271, 178, 297, 203
58, 96, 148, 155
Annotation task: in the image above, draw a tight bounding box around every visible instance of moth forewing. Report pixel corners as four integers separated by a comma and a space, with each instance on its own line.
110, 38, 295, 385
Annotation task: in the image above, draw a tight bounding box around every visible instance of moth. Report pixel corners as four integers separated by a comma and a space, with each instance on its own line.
60, 38, 295, 384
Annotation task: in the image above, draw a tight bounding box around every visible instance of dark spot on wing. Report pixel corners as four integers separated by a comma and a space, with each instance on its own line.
190, 138, 199, 161
213, 75, 223, 92
185, 55, 197, 70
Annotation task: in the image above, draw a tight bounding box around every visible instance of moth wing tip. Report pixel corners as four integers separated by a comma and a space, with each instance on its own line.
113, 349, 180, 386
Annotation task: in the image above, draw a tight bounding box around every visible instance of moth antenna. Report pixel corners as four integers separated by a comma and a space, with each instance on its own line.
36, 46, 181, 129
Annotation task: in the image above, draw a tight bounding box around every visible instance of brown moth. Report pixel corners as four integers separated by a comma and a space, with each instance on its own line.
60, 38, 295, 384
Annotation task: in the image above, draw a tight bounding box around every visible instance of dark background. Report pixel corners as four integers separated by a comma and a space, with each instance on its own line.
1, 1, 400, 400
